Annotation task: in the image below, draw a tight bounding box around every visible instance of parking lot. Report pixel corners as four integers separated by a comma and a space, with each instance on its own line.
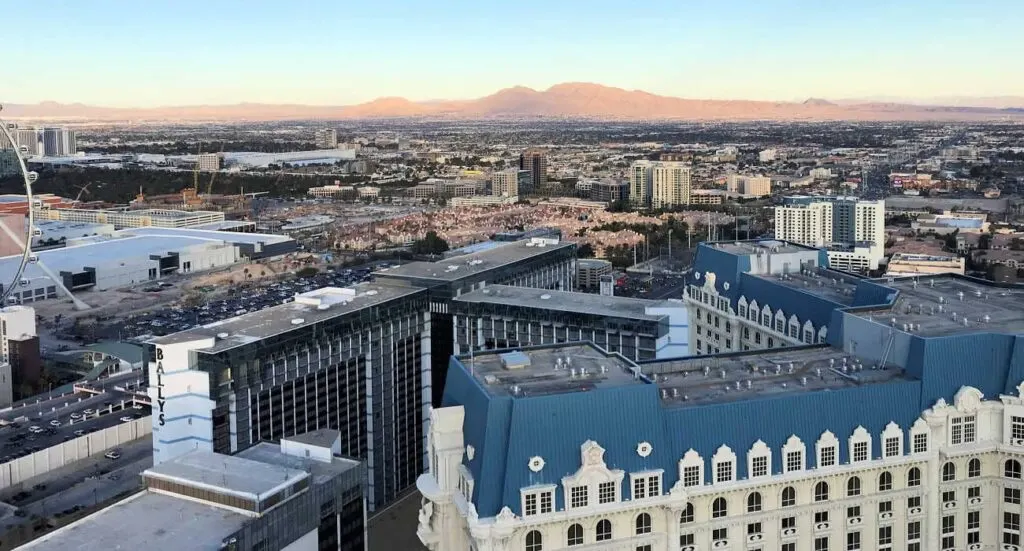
0, 372, 150, 465
99, 264, 383, 338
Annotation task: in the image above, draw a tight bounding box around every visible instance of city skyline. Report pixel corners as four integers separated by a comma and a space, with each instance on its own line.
5, 0, 1024, 107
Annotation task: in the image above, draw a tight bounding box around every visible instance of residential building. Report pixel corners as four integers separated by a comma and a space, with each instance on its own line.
774, 196, 886, 272
726, 174, 772, 197
629, 160, 654, 207
30, 127, 76, 157
315, 128, 339, 149
147, 284, 429, 511
590, 181, 629, 205
419, 270, 1024, 551
519, 149, 547, 194
651, 162, 692, 209
493, 169, 530, 198
576, 258, 612, 290
450, 285, 689, 362
689, 189, 727, 205
758, 148, 777, 162
14, 128, 41, 157
196, 153, 222, 172
22, 431, 366, 551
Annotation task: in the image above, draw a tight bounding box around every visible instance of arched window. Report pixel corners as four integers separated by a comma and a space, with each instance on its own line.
942, 461, 956, 482
526, 530, 543, 551
596, 520, 612, 542
712, 497, 728, 518
567, 524, 583, 547
635, 513, 652, 535
814, 481, 829, 502
679, 503, 694, 524
907, 467, 921, 487
747, 492, 762, 512
781, 486, 796, 507
1007, 459, 1022, 479
847, 476, 861, 497
968, 458, 981, 478
879, 471, 893, 491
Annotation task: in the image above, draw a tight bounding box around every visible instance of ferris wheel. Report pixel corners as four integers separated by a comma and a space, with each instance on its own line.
0, 104, 40, 306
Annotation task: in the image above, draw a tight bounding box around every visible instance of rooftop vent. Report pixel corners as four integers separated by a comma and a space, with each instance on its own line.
291, 318, 304, 325
216, 332, 229, 339
958, 291, 965, 301
499, 351, 531, 370
983, 315, 991, 323
975, 290, 983, 298
317, 304, 330, 311
540, 294, 552, 300
365, 290, 378, 296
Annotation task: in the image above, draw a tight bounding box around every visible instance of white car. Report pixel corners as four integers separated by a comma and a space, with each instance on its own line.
28, 426, 43, 433
83, 409, 96, 416
48, 420, 61, 427
70, 412, 84, 420
119, 416, 133, 423
132, 404, 143, 410
104, 450, 121, 460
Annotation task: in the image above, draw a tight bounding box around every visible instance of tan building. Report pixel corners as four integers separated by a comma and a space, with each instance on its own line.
576, 258, 613, 290
726, 174, 771, 197
886, 253, 966, 276
689, 189, 726, 205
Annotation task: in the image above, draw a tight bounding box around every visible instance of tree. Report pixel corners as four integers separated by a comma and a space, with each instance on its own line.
410, 231, 449, 255
577, 243, 596, 258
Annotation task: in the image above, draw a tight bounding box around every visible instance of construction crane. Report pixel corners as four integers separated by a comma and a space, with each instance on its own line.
205, 142, 226, 196
73, 183, 92, 202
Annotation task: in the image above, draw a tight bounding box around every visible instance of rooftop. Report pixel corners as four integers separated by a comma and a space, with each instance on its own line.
151, 283, 424, 353
853, 275, 1024, 337
751, 269, 859, 305
238, 442, 362, 486
378, 238, 574, 282
453, 285, 668, 321
709, 239, 810, 256
464, 343, 642, 398
643, 346, 909, 408
145, 449, 308, 501
18, 491, 249, 551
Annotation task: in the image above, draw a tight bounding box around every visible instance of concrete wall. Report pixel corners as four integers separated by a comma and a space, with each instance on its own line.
0, 417, 151, 491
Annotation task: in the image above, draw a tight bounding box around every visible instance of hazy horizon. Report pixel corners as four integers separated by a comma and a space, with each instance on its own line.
6, 0, 1024, 108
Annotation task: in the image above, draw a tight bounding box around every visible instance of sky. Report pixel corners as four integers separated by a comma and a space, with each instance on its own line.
4, 0, 1024, 107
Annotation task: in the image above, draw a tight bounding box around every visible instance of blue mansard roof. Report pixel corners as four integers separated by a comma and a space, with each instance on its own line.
442, 269, 1024, 518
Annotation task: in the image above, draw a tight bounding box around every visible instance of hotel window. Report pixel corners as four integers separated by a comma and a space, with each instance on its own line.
968, 485, 980, 499
596, 519, 612, 541
815, 511, 829, 524
762, 313, 771, 327
884, 436, 900, 458
647, 475, 661, 497
786, 450, 803, 473
912, 432, 928, 453
712, 528, 728, 542
815, 536, 828, 551
878, 471, 893, 492
847, 505, 860, 519
775, 319, 784, 333
968, 458, 981, 478
951, 415, 976, 444
683, 465, 701, 487
908, 521, 921, 541
716, 460, 733, 483
908, 496, 921, 509
942, 462, 956, 482
942, 516, 955, 550
783, 544, 795, 551
847, 531, 861, 551
804, 329, 814, 343
679, 503, 694, 524
782, 516, 796, 530
633, 477, 645, 500
540, 491, 552, 513
1013, 416, 1024, 441
878, 525, 892, 547
526, 531, 542, 551
781, 486, 796, 507
635, 513, 652, 535
747, 522, 762, 535
819, 445, 836, 468
598, 481, 616, 504
1006, 487, 1021, 505
847, 476, 861, 497
751, 455, 768, 477
907, 467, 921, 487
738, 305, 747, 318
747, 492, 762, 513
879, 500, 892, 514
570, 485, 588, 508
712, 497, 728, 518
567, 524, 583, 547
679, 533, 694, 548
1005, 512, 1021, 546
852, 441, 868, 463
1007, 459, 1022, 479
815, 481, 830, 502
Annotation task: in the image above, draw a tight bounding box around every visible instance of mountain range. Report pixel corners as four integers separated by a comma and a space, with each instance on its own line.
3, 83, 1023, 122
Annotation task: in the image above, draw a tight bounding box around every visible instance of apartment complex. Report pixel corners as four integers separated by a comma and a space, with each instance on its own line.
147, 284, 430, 511
419, 269, 1024, 551
630, 160, 691, 209
36, 207, 226, 229
774, 196, 885, 272
726, 174, 772, 197
492, 169, 530, 198
519, 149, 547, 194
315, 128, 338, 149
196, 153, 223, 172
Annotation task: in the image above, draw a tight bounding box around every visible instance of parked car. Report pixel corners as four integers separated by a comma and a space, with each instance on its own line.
104, 450, 121, 460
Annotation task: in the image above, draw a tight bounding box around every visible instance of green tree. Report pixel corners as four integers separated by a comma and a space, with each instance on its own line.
411, 231, 450, 255
577, 243, 596, 258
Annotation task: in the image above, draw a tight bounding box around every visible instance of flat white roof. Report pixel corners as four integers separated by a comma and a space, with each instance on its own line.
144, 449, 308, 501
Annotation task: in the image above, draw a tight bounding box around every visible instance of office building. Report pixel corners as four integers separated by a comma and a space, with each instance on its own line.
315, 128, 339, 149
519, 149, 547, 194
419, 269, 1024, 551
774, 196, 886, 272
492, 169, 530, 198
576, 258, 612, 290
14, 128, 40, 156
377, 238, 576, 405
196, 153, 222, 172
651, 162, 692, 209
689, 189, 727, 205
147, 284, 429, 511
726, 174, 772, 197
0, 305, 35, 362
451, 285, 688, 362
589, 181, 629, 205
23, 431, 366, 551
40, 127, 76, 157
0, 305, 34, 407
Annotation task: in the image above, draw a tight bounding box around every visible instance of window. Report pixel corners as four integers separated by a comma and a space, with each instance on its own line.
679, 503, 694, 524
942, 515, 955, 534
908, 496, 921, 509
540, 492, 552, 513
878, 471, 893, 492
783, 544, 796, 551
712, 528, 728, 542
682, 465, 701, 487
968, 485, 980, 499
847, 506, 860, 519
786, 450, 803, 472
941, 536, 954, 550
879, 500, 892, 514
908, 521, 921, 541
966, 510, 979, 531
526, 530, 542, 551
782, 516, 796, 529
712, 497, 728, 518
635, 513, 651, 535
747, 492, 762, 513
820, 445, 836, 468
951, 415, 976, 444
570, 486, 588, 508
815, 481, 829, 502
1007, 459, 1022, 479
524, 493, 537, 516
912, 432, 927, 453
596, 519, 612, 541
751, 455, 768, 478
598, 481, 616, 504
647, 475, 661, 497
815, 536, 829, 551
679, 533, 694, 548
878, 525, 892, 546
968, 458, 981, 478
1013, 415, 1024, 441
847, 476, 861, 497
716, 460, 733, 483
942, 490, 955, 504
776, 319, 784, 333
853, 441, 868, 462
907, 467, 921, 487
567, 524, 583, 547
632, 477, 645, 500
884, 437, 899, 458
781, 486, 796, 507
941, 461, 956, 482
847, 531, 861, 551
747, 522, 762, 535
1006, 487, 1021, 505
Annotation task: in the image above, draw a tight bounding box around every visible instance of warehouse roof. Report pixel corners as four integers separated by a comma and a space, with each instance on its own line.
454, 285, 668, 321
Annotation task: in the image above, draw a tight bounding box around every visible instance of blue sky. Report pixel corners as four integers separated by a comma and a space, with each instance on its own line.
4, 0, 1023, 106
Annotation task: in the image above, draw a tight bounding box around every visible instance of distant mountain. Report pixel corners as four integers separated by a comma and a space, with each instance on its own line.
4, 83, 1024, 122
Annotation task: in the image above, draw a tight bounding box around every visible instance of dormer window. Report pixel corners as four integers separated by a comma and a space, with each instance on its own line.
631, 472, 662, 499
951, 415, 976, 445
522, 487, 554, 516
570, 485, 589, 508
598, 481, 617, 504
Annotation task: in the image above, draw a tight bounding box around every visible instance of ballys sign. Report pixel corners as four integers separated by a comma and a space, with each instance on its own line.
154, 347, 166, 426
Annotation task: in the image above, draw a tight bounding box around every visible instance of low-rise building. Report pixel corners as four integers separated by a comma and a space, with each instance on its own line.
576, 258, 612, 290
886, 253, 966, 276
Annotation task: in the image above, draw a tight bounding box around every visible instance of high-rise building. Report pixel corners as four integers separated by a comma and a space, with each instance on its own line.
0, 305, 36, 362
0, 150, 18, 178
40, 127, 76, 156
14, 128, 40, 157
147, 283, 430, 511
492, 169, 528, 198
518, 148, 547, 194
590, 180, 629, 205
418, 269, 1024, 551
758, 148, 778, 162
0, 305, 35, 407
651, 162, 691, 209
726, 174, 772, 197
629, 160, 654, 207
774, 196, 885, 272
196, 153, 222, 172
315, 128, 338, 149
